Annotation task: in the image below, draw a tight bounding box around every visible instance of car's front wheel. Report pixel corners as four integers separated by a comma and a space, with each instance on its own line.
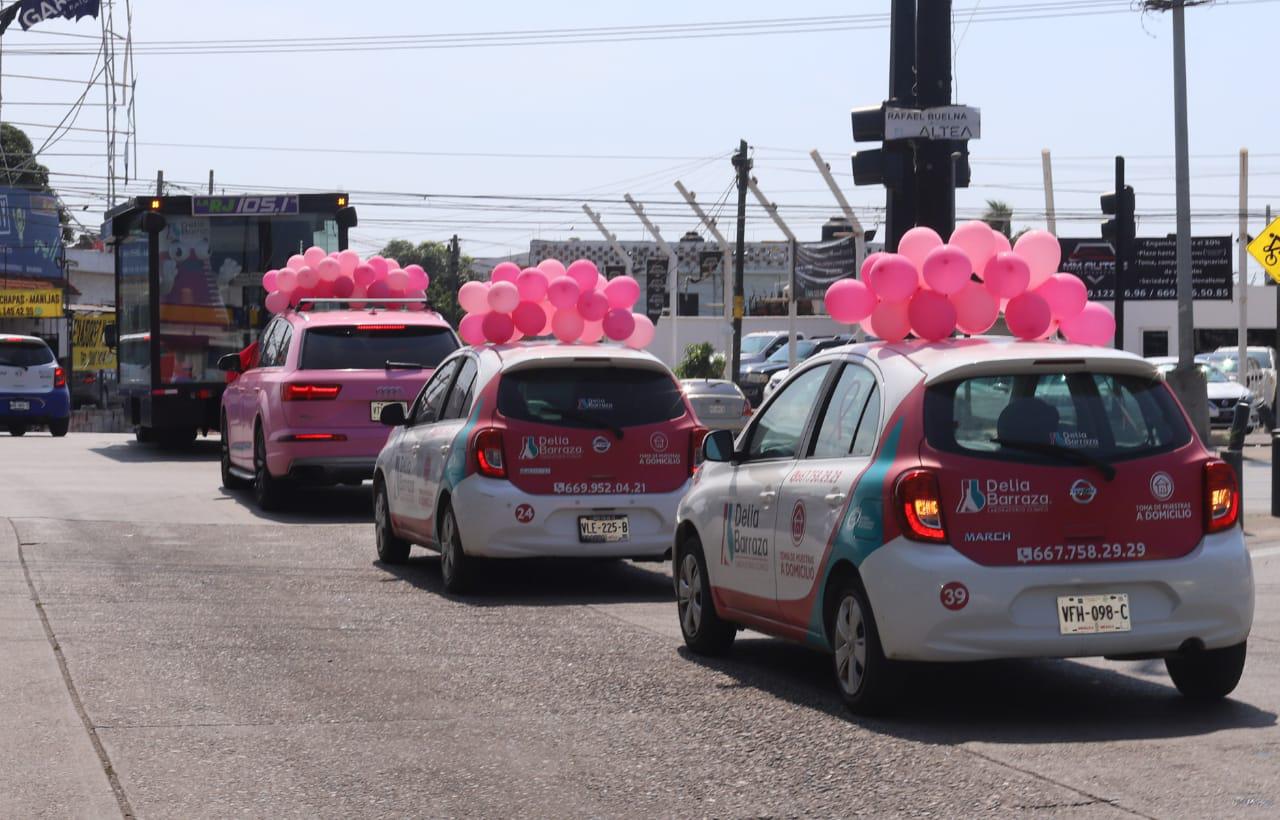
220, 418, 248, 490
8, 425, 27, 437
374, 479, 411, 564
48, 418, 69, 437
676, 535, 736, 655
253, 426, 288, 511
1165, 641, 1247, 701
438, 502, 474, 594
827, 578, 898, 715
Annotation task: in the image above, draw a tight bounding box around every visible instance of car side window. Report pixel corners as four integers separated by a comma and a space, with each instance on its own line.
441, 357, 479, 421
273, 324, 294, 367
258, 320, 282, 368
851, 384, 880, 457
809, 364, 877, 459
413, 359, 460, 426
744, 364, 830, 461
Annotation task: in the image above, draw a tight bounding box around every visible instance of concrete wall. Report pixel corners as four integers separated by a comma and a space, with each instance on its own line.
1101, 284, 1280, 356
649, 315, 850, 369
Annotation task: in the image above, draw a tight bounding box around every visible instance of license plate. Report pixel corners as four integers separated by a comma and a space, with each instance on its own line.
9, 400, 29, 411
706, 404, 727, 415
1057, 593, 1131, 635
578, 515, 629, 543
369, 401, 407, 421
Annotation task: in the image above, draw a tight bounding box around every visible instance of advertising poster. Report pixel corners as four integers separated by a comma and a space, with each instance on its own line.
0, 187, 63, 280
72, 312, 117, 371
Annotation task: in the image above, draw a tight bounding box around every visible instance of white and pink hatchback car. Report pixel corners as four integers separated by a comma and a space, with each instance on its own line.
218, 301, 460, 509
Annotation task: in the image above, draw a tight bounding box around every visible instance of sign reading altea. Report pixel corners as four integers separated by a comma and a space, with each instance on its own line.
1058, 237, 1232, 301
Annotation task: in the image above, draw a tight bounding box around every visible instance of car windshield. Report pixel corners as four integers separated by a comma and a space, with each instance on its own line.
0, 339, 54, 367
1157, 363, 1228, 383
1206, 354, 1239, 374
740, 335, 773, 355
499, 366, 686, 428
766, 340, 817, 363
300, 325, 458, 370
1248, 352, 1271, 369
925, 371, 1192, 464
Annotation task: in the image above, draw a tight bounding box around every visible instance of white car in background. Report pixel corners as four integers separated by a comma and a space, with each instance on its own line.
1148, 357, 1255, 431
1207, 346, 1276, 412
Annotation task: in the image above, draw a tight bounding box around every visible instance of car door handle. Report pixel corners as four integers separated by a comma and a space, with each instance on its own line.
440, 445, 451, 454
824, 492, 847, 506
759, 490, 776, 503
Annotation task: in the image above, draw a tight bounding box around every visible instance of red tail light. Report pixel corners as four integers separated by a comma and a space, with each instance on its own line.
473, 428, 506, 479
284, 433, 348, 442
356, 324, 405, 331
284, 383, 341, 401
895, 469, 947, 543
1204, 460, 1240, 533
53, 366, 66, 388
690, 426, 709, 475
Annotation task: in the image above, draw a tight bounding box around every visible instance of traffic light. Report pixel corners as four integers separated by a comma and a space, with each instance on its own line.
1101, 185, 1135, 246
850, 105, 912, 189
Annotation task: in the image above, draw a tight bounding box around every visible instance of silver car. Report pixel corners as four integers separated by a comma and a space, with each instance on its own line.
681, 379, 751, 433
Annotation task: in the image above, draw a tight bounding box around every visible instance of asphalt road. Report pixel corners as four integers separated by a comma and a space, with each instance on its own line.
2, 432, 1279, 818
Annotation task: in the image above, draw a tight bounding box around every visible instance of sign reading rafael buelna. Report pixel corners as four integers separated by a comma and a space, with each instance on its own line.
884, 105, 981, 141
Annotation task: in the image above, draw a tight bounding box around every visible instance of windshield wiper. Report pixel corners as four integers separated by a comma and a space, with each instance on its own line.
991, 437, 1117, 481
550, 406, 625, 440
384, 360, 425, 369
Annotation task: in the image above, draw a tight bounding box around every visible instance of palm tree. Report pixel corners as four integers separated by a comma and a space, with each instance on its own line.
981, 199, 1013, 238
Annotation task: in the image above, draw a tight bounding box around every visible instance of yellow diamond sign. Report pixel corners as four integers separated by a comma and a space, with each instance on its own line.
1248, 216, 1280, 284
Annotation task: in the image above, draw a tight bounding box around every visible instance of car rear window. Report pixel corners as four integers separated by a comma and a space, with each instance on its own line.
924, 371, 1192, 464
300, 325, 458, 370
499, 366, 686, 428
0, 339, 54, 367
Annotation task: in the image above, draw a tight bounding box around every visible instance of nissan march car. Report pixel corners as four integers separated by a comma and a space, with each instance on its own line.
372, 343, 704, 593
0, 334, 70, 437
673, 337, 1252, 714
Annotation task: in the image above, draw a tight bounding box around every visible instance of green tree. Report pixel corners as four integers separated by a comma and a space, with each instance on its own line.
981, 199, 1013, 239
674, 342, 725, 379
379, 239, 473, 326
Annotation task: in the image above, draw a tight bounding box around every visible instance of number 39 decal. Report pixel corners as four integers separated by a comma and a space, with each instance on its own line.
940, 581, 969, 611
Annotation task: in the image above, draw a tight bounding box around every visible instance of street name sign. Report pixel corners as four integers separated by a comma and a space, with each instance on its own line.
884, 105, 981, 141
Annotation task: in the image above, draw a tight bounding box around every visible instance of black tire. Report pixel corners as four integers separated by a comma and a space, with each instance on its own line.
675, 534, 736, 655
135, 426, 153, 443
253, 425, 288, 511
374, 478, 411, 564
220, 417, 248, 490
48, 418, 69, 437
158, 427, 197, 449
1165, 641, 1247, 701
437, 501, 474, 594
826, 577, 898, 715
8, 425, 27, 437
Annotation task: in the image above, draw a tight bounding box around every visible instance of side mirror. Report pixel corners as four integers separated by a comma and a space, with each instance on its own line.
703, 429, 736, 463
103, 323, 117, 349
379, 402, 407, 427
217, 353, 242, 373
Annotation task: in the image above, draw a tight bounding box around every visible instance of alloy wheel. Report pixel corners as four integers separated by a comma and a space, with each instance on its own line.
833, 595, 868, 697
678, 553, 703, 637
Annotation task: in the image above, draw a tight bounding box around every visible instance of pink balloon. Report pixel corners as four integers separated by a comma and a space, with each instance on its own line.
1060, 303, 1116, 346
907, 289, 957, 341
547, 276, 581, 309
312, 279, 335, 299
296, 266, 319, 289
922, 246, 974, 295
539, 301, 556, 336
604, 275, 641, 310
625, 314, 655, 349
302, 246, 326, 268
578, 290, 609, 322
1035, 272, 1088, 321
1005, 292, 1052, 340
386, 269, 410, 291
595, 273, 608, 292
368, 257, 389, 278
538, 259, 567, 280
602, 307, 636, 341
898, 226, 943, 276
1036, 319, 1061, 341
404, 264, 429, 290
367, 280, 392, 300
482, 311, 515, 344
867, 254, 920, 303
384, 258, 401, 273
869, 300, 911, 343
982, 252, 1031, 299
458, 281, 490, 314
1013, 230, 1061, 289
516, 268, 550, 302
488, 281, 520, 313
566, 259, 600, 292
349, 285, 367, 310
458, 313, 486, 345
316, 258, 341, 282
337, 250, 361, 277
552, 308, 584, 343
859, 251, 887, 280
949, 221, 997, 276
353, 264, 376, 288
950, 282, 999, 335
491, 261, 522, 284
512, 301, 546, 336
509, 328, 525, 342
405, 289, 427, 311
580, 319, 605, 344
264, 291, 288, 314
332, 277, 355, 298
992, 230, 1012, 254
287, 254, 306, 272
824, 279, 876, 323
262, 270, 278, 292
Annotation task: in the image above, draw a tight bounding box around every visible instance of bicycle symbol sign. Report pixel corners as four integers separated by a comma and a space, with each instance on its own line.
1247, 217, 1280, 283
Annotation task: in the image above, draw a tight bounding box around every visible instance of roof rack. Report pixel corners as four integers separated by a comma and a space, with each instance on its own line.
293, 297, 435, 314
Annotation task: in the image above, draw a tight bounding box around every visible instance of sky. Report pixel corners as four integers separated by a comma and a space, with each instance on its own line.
3, 0, 1279, 277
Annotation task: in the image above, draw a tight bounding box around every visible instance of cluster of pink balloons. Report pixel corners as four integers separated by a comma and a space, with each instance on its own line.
823, 222, 1115, 346
456, 258, 655, 348
260, 246, 430, 314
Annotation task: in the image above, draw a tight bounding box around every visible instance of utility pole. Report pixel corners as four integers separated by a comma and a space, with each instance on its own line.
1239, 149, 1249, 393
447, 234, 460, 291
886, 0, 916, 250
208, 170, 214, 195
1099, 157, 1133, 351
624, 194, 679, 365
730, 140, 751, 383
155, 170, 164, 197
747, 177, 798, 366
912, 0, 955, 237
581, 204, 632, 278
674, 181, 734, 358
1041, 149, 1057, 234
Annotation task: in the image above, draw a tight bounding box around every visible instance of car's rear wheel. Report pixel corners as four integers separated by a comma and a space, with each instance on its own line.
374, 479, 411, 564
220, 418, 248, 490
676, 535, 736, 655
253, 426, 288, 511
48, 418, 69, 437
827, 578, 897, 715
438, 502, 474, 594
1165, 641, 1247, 701
8, 425, 27, 437
135, 426, 153, 443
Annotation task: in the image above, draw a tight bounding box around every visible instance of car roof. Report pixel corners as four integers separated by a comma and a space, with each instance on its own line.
476, 341, 672, 374
282, 307, 453, 329
808, 335, 1156, 384
0, 333, 48, 344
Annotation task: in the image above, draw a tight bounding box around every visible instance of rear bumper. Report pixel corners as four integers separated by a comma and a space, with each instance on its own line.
266, 424, 391, 482
450, 474, 686, 559
0, 389, 70, 422
859, 531, 1254, 662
